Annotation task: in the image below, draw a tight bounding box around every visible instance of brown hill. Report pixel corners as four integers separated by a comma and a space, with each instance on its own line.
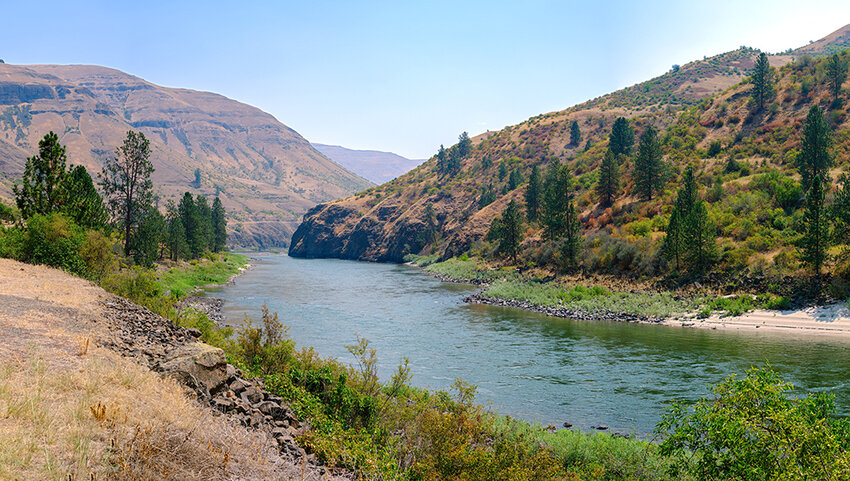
312, 143, 424, 184
290, 25, 850, 267
795, 23, 850, 56
0, 64, 372, 247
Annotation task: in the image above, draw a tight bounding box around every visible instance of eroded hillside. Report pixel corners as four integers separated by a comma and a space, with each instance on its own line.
0, 64, 372, 247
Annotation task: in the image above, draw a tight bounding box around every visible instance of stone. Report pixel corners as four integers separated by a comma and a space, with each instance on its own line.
159, 343, 228, 396
240, 386, 262, 405
229, 377, 250, 393
186, 328, 202, 338
257, 400, 282, 417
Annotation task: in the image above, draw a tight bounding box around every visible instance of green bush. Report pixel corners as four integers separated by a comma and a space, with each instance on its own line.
78, 230, 118, 282
25, 213, 86, 276
657, 367, 850, 480
0, 226, 27, 260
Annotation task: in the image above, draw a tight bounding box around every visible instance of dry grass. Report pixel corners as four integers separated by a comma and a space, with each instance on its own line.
0, 348, 304, 480
0, 258, 342, 480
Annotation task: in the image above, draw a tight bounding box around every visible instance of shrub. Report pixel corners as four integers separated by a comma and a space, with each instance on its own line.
25, 213, 86, 276
657, 367, 850, 480
78, 230, 118, 282
0, 226, 27, 260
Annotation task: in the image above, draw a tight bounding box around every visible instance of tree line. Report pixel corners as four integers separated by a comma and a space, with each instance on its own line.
8, 130, 227, 269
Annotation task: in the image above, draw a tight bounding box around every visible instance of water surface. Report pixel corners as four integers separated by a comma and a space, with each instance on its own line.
210, 254, 850, 434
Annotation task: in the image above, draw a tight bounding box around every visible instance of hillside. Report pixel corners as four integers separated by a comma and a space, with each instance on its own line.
312, 143, 424, 184
0, 64, 372, 247
290, 25, 850, 278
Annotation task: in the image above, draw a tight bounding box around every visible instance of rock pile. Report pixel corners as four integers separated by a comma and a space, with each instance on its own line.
98, 294, 342, 478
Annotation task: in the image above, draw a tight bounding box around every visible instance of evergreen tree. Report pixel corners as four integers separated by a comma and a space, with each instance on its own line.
595, 148, 619, 207
542, 162, 572, 240
456, 131, 472, 158
525, 165, 542, 221
800, 176, 829, 276
569, 120, 581, 146
133, 207, 165, 267
508, 169, 523, 191
64, 165, 108, 229
492, 199, 523, 263
826, 53, 847, 105
178, 192, 202, 258
212, 196, 227, 252
193, 168, 202, 187
166, 201, 189, 261
663, 207, 684, 271
498, 161, 508, 181
14, 131, 68, 219
195, 195, 214, 252
479, 184, 497, 209
750, 52, 773, 112
446, 147, 462, 174
797, 105, 833, 193
436, 145, 448, 174
634, 125, 664, 201
100, 130, 155, 255
684, 200, 716, 274
421, 203, 439, 246
560, 201, 582, 270
831, 174, 850, 251
609, 117, 634, 156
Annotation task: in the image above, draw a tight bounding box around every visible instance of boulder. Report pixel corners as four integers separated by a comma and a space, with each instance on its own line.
159, 343, 228, 397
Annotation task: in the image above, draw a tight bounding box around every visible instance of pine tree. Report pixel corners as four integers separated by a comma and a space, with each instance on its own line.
800, 176, 829, 276
195, 195, 214, 252
634, 125, 664, 201
100, 131, 155, 255
133, 207, 165, 267
797, 105, 833, 193
479, 184, 497, 209
560, 201, 582, 269
421, 203, 439, 246
525, 165, 542, 221
684, 200, 716, 274
212, 196, 227, 252
750, 52, 773, 112
569, 120, 581, 146
178, 192, 202, 258
64, 165, 108, 229
542, 162, 571, 240
436, 145, 448, 174
166, 201, 189, 261
826, 53, 847, 105
456, 132, 472, 158
498, 161, 508, 181
193, 168, 202, 187
493, 200, 523, 263
508, 169, 523, 191
663, 207, 683, 271
595, 148, 619, 207
14, 131, 69, 219
609, 117, 634, 156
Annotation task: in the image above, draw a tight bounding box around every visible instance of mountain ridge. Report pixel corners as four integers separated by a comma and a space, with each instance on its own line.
0, 63, 372, 247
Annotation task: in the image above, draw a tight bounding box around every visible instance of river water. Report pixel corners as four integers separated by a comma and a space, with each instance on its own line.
209, 253, 850, 435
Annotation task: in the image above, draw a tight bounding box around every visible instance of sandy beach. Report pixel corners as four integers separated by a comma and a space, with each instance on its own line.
663, 303, 850, 337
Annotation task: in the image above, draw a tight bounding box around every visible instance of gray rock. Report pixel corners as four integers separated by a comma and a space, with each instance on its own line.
159, 343, 228, 396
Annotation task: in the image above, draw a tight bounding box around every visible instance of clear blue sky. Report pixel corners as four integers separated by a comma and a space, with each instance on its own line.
2, 1, 849, 159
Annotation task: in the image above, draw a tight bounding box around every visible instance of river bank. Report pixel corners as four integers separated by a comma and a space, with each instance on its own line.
407, 254, 850, 338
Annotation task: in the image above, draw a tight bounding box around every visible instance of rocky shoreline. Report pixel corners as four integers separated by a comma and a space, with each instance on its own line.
99, 294, 348, 479
464, 293, 663, 324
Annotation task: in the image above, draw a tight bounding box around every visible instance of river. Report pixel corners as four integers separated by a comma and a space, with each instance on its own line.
209, 253, 850, 435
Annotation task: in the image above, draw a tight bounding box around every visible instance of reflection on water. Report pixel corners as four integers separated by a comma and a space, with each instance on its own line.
209, 254, 850, 434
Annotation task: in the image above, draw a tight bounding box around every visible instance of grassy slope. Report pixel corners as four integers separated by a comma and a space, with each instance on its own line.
340, 49, 850, 297
157, 252, 249, 296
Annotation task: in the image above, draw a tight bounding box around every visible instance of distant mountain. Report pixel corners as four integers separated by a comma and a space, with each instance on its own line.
312, 143, 424, 184
290, 24, 850, 265
0, 64, 372, 247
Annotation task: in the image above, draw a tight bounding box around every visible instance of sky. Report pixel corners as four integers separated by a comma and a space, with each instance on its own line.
2, 1, 850, 159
